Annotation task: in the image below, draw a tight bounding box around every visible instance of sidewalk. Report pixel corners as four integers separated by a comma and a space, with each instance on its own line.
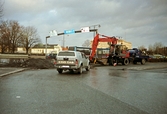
0, 67, 27, 77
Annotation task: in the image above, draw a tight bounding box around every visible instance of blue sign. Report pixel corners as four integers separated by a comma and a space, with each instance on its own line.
64, 29, 75, 34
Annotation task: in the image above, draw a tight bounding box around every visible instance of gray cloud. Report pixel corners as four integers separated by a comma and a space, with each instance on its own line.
2, 0, 167, 48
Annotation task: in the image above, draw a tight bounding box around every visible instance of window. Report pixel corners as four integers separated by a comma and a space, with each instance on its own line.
58, 52, 75, 56
68, 46, 76, 51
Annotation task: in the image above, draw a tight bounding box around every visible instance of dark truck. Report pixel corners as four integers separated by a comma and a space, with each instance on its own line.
128, 48, 149, 65
46, 51, 57, 60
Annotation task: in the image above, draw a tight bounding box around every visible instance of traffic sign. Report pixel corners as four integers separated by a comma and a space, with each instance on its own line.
64, 29, 75, 34
49, 30, 58, 36
81, 27, 90, 33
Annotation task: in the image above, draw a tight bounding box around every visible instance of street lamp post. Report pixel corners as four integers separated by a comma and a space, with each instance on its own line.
62, 34, 69, 50
45, 36, 50, 58
63, 35, 65, 48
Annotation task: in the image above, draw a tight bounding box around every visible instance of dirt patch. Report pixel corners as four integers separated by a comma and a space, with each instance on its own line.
0, 58, 56, 69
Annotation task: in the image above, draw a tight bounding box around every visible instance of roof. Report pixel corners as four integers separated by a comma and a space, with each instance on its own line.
33, 44, 59, 48
59, 50, 77, 52
58, 50, 84, 54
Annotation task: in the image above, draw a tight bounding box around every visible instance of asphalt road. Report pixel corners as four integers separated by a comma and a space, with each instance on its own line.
0, 63, 167, 114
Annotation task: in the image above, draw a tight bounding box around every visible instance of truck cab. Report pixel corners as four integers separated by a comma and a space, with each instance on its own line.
128, 48, 149, 64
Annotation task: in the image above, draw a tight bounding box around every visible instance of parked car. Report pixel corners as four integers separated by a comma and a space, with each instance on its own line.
46, 51, 57, 60
55, 50, 90, 74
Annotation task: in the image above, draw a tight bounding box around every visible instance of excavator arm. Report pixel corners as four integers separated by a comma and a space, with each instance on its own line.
89, 34, 118, 61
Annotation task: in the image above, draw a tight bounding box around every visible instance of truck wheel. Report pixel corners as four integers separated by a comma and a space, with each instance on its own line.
141, 59, 146, 65
78, 66, 83, 74
86, 63, 90, 71
122, 58, 129, 65
133, 61, 137, 64
69, 69, 74, 73
109, 58, 117, 66
57, 69, 63, 74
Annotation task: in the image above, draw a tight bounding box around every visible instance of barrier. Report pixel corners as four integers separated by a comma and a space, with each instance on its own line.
0, 54, 29, 59
0, 54, 29, 65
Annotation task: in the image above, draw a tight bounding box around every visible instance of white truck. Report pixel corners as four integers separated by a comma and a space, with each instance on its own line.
55, 50, 90, 74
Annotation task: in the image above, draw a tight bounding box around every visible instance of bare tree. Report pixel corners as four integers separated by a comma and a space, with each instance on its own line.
147, 42, 164, 55
0, 20, 41, 54
153, 42, 163, 54
82, 40, 90, 47
21, 26, 41, 54
0, 20, 27, 53
9, 20, 24, 53
138, 45, 146, 51
148, 44, 153, 55
0, 20, 11, 53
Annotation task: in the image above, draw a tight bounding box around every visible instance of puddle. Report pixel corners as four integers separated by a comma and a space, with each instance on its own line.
108, 70, 129, 78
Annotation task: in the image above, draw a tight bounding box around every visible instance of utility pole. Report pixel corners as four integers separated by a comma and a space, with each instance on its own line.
63, 35, 65, 49
89, 24, 101, 37
47, 27, 100, 51
45, 36, 50, 58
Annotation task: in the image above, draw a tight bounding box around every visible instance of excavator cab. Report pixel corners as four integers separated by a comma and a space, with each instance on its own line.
109, 44, 128, 56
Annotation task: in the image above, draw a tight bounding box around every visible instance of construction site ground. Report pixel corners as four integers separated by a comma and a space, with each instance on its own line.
0, 58, 56, 69
0, 58, 56, 77
0, 57, 167, 77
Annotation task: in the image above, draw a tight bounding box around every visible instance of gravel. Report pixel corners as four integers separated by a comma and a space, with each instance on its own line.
0, 58, 56, 69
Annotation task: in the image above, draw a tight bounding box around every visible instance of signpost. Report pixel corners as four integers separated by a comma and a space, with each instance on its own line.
49, 30, 58, 36
46, 26, 100, 55
81, 27, 90, 33
45, 36, 50, 57
64, 29, 75, 34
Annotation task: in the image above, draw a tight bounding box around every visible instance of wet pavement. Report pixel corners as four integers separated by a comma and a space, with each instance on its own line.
0, 62, 167, 114
86, 68, 167, 114
93, 62, 167, 70
0, 62, 167, 77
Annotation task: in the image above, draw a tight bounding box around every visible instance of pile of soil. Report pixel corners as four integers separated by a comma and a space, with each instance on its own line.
0, 58, 56, 69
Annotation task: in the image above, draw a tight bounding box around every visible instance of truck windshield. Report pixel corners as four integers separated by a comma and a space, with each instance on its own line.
58, 52, 75, 56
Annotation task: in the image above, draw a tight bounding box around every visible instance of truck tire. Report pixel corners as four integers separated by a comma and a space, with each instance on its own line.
122, 58, 129, 65
78, 65, 83, 74
57, 69, 63, 74
69, 69, 74, 73
109, 58, 117, 66
133, 61, 137, 64
141, 59, 146, 65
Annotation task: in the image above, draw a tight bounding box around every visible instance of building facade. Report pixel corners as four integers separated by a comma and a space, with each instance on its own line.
16, 44, 62, 55
90, 39, 132, 49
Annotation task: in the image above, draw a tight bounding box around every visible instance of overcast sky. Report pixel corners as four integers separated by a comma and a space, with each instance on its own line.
2, 0, 167, 48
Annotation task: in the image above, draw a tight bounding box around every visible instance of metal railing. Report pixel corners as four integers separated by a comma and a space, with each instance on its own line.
0, 54, 29, 59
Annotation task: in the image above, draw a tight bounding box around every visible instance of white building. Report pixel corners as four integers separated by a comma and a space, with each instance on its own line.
16, 44, 62, 55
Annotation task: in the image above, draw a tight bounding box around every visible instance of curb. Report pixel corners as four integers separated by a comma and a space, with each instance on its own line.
127, 66, 167, 70
0, 68, 27, 77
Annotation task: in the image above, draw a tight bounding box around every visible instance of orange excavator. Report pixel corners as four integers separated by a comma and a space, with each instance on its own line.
89, 34, 130, 65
